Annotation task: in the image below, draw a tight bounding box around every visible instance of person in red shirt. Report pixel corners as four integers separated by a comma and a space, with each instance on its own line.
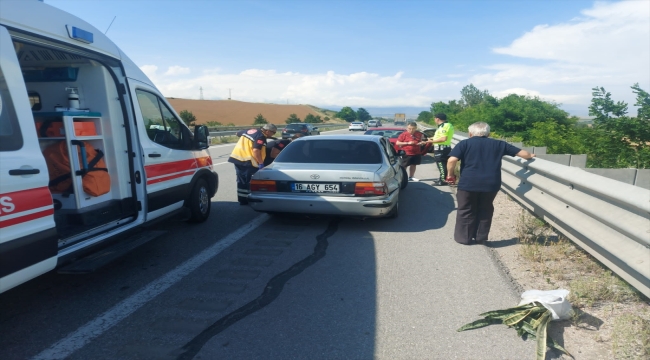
396, 122, 425, 181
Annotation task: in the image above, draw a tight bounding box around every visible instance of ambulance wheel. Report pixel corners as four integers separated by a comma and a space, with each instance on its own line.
188, 179, 211, 223
400, 167, 408, 189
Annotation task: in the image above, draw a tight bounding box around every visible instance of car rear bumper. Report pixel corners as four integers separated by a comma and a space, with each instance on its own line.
248, 190, 398, 217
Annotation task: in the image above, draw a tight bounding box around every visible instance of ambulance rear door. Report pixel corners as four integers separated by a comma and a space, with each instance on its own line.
0, 26, 57, 294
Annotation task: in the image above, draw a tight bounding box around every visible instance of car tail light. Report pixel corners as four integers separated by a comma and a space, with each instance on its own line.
250, 180, 277, 192
354, 182, 387, 196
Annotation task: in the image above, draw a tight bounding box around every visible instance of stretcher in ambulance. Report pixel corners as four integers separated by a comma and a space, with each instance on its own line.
0, 1, 218, 293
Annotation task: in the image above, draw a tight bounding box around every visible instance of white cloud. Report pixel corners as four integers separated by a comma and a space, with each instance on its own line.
479, 0, 650, 111
164, 65, 190, 76
138, 1, 649, 116
139, 66, 459, 108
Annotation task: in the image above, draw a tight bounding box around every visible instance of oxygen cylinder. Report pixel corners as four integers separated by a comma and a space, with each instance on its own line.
67, 87, 80, 109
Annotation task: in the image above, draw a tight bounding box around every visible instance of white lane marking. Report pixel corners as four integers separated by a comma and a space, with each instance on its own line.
213, 162, 229, 166
32, 214, 270, 360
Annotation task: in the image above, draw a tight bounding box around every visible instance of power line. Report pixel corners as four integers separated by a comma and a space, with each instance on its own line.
104, 16, 116, 34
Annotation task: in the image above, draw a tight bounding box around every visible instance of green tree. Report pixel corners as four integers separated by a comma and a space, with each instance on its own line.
587, 84, 650, 168
304, 114, 322, 123
336, 106, 357, 122
324, 116, 330, 121
286, 113, 301, 124
527, 121, 587, 154
431, 100, 463, 117
179, 110, 196, 127
253, 113, 268, 125
460, 84, 490, 108
356, 108, 372, 122
417, 111, 432, 123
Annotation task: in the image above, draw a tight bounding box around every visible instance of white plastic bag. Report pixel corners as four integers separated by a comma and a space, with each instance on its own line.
518, 289, 572, 321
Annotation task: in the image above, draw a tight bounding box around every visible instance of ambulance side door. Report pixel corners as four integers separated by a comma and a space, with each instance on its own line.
0, 26, 57, 294
128, 81, 196, 220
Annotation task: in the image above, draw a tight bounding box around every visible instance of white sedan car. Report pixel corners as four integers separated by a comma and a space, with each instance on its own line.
248, 135, 405, 218
348, 122, 367, 131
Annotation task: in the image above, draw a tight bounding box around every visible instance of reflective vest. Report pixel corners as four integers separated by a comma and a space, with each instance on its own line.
229, 129, 266, 167
432, 122, 454, 147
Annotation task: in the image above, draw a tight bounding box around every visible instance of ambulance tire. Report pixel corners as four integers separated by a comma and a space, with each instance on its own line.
400, 167, 408, 189
187, 179, 211, 223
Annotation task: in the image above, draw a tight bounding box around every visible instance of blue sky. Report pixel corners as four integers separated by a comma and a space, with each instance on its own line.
44, 0, 650, 116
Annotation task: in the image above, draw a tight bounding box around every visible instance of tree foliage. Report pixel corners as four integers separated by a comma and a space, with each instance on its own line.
356, 108, 372, 122
428, 83, 650, 169
286, 113, 301, 124
253, 113, 268, 125
417, 111, 432, 123
336, 106, 357, 122
304, 114, 323, 123
179, 110, 196, 127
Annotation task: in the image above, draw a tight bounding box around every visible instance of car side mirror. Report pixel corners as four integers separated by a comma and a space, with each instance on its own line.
193, 125, 209, 149
313, 127, 318, 130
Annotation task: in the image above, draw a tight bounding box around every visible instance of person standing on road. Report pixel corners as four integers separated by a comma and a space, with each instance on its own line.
228, 123, 277, 205
445, 122, 535, 245
263, 133, 302, 166
396, 122, 425, 181
425, 113, 454, 186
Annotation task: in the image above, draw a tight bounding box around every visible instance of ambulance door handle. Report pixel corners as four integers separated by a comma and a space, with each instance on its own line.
9, 168, 40, 175
148, 153, 161, 158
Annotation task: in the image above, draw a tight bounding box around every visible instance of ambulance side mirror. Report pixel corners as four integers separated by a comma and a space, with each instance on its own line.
193, 125, 209, 149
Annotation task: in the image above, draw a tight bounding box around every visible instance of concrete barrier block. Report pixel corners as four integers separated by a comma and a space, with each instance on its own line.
634, 169, 650, 190
534, 147, 547, 155
570, 154, 587, 168
510, 142, 523, 148
537, 154, 571, 166
522, 147, 534, 154
583, 168, 637, 185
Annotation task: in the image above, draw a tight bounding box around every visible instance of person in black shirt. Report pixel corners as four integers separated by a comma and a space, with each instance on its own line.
446, 122, 535, 245
264, 133, 302, 166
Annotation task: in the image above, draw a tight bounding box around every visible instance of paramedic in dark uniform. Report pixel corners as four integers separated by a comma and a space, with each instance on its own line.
228, 123, 277, 205
264, 133, 302, 166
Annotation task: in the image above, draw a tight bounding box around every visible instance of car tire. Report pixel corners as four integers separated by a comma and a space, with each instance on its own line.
386, 200, 399, 219
187, 179, 211, 223
400, 167, 408, 189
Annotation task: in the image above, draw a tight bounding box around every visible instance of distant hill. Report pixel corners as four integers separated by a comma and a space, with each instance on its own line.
166, 98, 342, 126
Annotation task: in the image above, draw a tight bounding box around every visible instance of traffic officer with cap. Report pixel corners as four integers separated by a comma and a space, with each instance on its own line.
425, 113, 455, 186
228, 123, 277, 205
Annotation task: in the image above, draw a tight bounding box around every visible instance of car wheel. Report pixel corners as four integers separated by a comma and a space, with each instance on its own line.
386, 200, 399, 219
187, 178, 211, 223
400, 167, 408, 189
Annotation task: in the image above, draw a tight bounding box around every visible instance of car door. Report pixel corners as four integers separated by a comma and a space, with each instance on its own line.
379, 138, 401, 192
0, 26, 57, 293
129, 82, 196, 219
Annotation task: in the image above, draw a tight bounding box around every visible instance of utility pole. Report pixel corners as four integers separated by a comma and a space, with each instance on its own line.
199, 87, 204, 100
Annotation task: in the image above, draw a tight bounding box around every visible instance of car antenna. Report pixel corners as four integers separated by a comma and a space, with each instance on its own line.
105, 16, 117, 35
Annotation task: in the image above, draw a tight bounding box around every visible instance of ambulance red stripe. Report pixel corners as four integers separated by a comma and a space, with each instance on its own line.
146, 170, 196, 185
0, 208, 54, 228
0, 187, 52, 215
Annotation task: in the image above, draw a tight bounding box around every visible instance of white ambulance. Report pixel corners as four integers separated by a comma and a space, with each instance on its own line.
0, 1, 218, 293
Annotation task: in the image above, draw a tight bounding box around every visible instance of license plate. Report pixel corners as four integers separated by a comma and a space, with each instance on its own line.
291, 183, 339, 193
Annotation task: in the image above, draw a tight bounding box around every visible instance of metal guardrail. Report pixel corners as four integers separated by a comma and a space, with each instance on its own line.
419, 123, 650, 297
209, 123, 349, 138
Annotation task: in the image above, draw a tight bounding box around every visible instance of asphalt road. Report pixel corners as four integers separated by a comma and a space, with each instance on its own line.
0, 128, 534, 359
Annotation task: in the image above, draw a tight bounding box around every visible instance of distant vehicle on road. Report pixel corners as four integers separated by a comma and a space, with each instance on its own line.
281, 123, 320, 139
394, 113, 406, 126
248, 135, 404, 218
368, 119, 381, 127
348, 122, 367, 131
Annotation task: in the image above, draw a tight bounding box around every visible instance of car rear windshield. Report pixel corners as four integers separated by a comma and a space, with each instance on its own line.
351, 122, 362, 125
275, 140, 383, 164
365, 130, 402, 139
285, 124, 306, 130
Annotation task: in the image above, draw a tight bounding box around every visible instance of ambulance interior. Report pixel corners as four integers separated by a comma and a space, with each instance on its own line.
14, 40, 137, 243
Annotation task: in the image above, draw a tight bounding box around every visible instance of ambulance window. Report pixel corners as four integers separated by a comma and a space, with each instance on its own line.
28, 91, 42, 111
136, 90, 183, 148
0, 66, 23, 151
